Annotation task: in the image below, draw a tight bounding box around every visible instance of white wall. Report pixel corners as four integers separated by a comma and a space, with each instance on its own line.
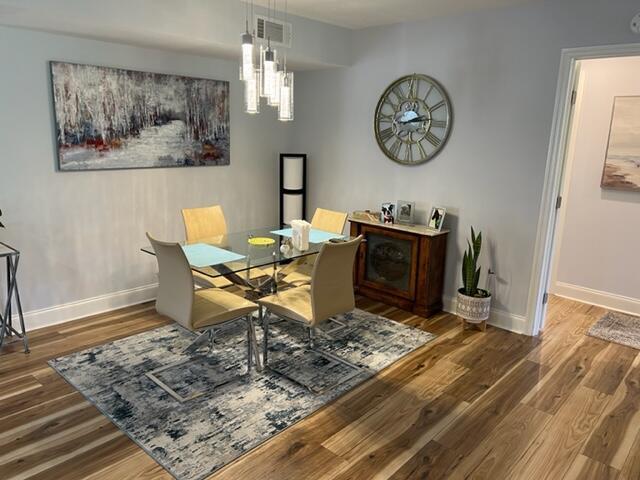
551, 56, 640, 315
290, 0, 640, 333
0, 26, 292, 329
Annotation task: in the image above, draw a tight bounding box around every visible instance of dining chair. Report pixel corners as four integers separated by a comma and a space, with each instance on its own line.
259, 235, 364, 394
310, 208, 348, 234
146, 233, 261, 402
181, 204, 267, 288
281, 207, 348, 286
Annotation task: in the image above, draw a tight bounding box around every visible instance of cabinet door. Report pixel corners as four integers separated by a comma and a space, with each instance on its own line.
357, 225, 418, 300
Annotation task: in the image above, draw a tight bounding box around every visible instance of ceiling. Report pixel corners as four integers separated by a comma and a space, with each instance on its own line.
253, 0, 538, 29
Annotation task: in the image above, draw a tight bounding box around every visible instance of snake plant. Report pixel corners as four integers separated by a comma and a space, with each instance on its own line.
461, 226, 488, 297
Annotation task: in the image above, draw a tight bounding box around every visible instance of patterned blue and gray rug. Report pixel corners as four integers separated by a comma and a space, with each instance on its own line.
49, 309, 435, 480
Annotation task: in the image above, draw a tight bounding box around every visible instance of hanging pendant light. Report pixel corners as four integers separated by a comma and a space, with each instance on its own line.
239, 1, 255, 81
240, 30, 254, 81
268, 62, 283, 106
244, 68, 260, 114
261, 42, 277, 101
278, 71, 294, 121
240, 0, 293, 120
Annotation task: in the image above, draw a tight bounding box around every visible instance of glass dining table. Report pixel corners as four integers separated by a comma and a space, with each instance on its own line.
141, 225, 347, 297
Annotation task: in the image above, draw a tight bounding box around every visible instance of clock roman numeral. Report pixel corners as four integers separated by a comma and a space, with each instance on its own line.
408, 77, 418, 99
392, 85, 406, 102
429, 100, 445, 111
431, 120, 447, 128
389, 138, 402, 158
405, 143, 414, 162
379, 127, 394, 143
426, 131, 441, 147
377, 113, 393, 123
422, 85, 434, 103
417, 141, 429, 160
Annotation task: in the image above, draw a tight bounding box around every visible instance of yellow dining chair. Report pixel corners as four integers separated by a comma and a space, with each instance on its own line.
259, 236, 364, 393
281, 208, 348, 286
145, 233, 260, 402
310, 208, 348, 234
181, 205, 268, 288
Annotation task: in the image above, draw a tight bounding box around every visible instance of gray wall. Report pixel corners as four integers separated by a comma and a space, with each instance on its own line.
0, 26, 292, 323
290, 0, 640, 327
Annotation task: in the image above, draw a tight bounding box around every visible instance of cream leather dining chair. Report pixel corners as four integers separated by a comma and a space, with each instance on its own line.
181, 205, 267, 288
146, 233, 260, 402
281, 208, 348, 286
259, 235, 363, 393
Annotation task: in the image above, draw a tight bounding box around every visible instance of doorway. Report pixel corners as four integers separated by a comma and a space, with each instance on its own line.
528, 44, 640, 336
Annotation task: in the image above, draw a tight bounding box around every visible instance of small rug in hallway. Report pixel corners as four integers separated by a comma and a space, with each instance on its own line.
588, 311, 640, 349
49, 309, 435, 480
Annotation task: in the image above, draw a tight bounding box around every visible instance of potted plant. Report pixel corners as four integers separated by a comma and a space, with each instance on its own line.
0, 209, 4, 228
457, 227, 491, 326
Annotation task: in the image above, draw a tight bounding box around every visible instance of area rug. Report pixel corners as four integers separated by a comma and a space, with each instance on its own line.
588, 311, 640, 349
49, 309, 435, 480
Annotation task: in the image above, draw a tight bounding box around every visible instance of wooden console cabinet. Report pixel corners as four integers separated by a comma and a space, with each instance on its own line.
349, 217, 448, 317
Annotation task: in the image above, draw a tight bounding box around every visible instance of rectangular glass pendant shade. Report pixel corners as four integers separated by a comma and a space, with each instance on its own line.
244, 69, 260, 114
278, 72, 294, 121
282, 193, 304, 225
240, 40, 254, 81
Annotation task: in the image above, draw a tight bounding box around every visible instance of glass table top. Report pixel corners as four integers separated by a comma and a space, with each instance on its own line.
141, 225, 346, 279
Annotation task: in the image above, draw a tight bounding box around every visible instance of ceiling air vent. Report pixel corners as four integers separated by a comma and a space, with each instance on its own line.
255, 15, 292, 48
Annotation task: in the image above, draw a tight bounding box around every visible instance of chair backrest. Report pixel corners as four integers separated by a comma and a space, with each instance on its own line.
147, 233, 194, 330
182, 205, 228, 243
310, 236, 363, 326
311, 208, 348, 235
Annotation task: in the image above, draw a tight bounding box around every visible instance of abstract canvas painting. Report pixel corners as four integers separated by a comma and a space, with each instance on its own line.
51, 62, 230, 171
601, 96, 640, 191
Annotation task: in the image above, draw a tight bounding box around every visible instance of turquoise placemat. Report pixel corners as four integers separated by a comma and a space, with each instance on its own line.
271, 228, 345, 244
182, 243, 245, 267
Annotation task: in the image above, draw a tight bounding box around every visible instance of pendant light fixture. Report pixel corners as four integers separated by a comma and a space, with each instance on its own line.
239, 1, 254, 81
262, 40, 277, 100
244, 68, 260, 114
241, 0, 293, 121
278, 70, 294, 121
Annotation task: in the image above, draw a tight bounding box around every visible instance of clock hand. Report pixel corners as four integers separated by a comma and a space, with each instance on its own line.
396, 115, 429, 124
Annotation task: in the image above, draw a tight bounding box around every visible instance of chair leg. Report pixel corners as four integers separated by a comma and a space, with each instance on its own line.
246, 316, 253, 373
184, 329, 213, 354
247, 314, 262, 371
308, 326, 317, 349
262, 308, 270, 366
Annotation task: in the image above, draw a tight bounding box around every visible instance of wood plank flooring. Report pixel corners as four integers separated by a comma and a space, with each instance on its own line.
1, 295, 639, 479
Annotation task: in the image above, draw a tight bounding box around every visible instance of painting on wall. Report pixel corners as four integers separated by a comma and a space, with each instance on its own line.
51, 61, 230, 171
601, 96, 640, 191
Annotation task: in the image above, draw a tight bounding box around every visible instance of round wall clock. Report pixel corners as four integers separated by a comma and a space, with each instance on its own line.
374, 74, 452, 165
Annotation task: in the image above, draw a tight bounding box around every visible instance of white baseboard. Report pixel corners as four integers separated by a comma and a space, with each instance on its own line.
15, 283, 158, 332
552, 282, 640, 317
443, 295, 529, 335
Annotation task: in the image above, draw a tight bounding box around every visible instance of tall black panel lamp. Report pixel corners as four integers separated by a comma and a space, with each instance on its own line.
279, 153, 307, 227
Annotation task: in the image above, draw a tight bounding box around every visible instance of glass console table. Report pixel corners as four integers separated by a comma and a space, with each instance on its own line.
0, 242, 29, 353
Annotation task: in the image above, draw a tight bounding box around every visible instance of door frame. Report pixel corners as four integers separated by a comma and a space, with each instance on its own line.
526, 43, 640, 336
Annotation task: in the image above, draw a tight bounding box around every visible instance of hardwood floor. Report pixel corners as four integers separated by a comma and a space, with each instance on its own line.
1, 295, 639, 479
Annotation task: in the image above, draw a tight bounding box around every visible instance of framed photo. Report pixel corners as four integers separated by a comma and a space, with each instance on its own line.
380, 202, 395, 224
427, 207, 446, 231
396, 200, 415, 224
